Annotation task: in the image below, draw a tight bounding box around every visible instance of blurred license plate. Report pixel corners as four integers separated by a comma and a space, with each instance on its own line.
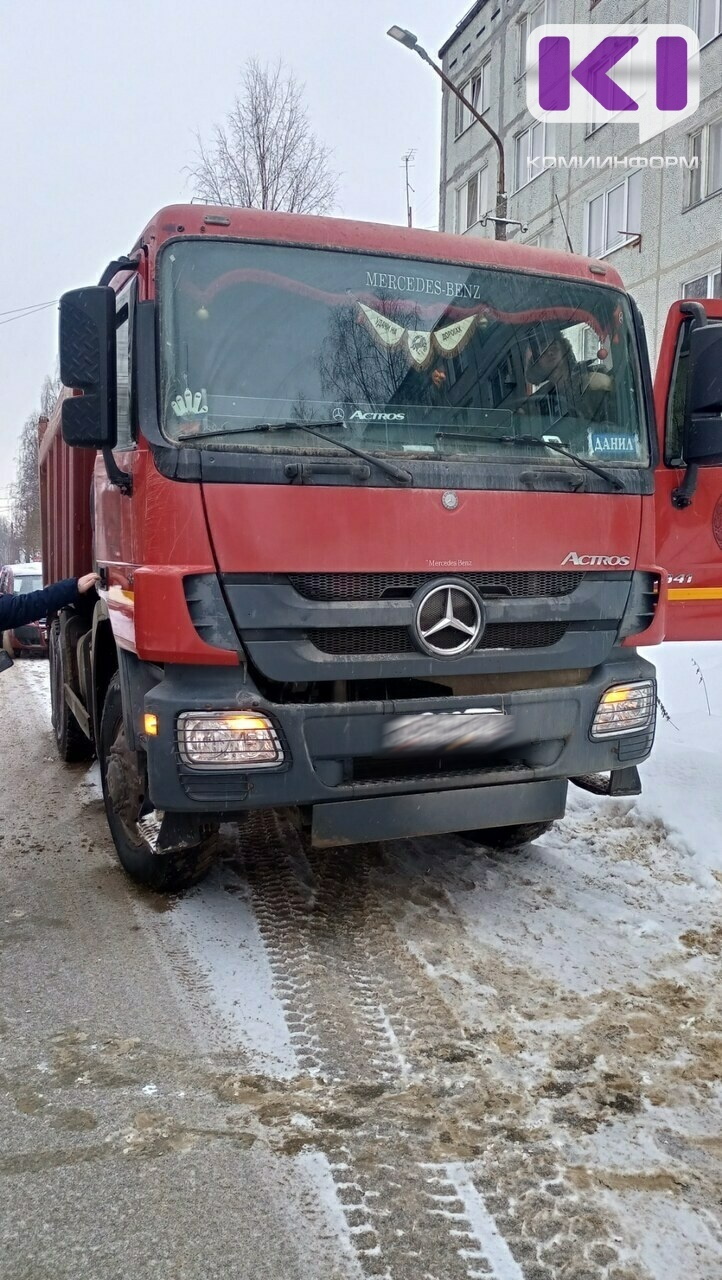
383, 710, 512, 753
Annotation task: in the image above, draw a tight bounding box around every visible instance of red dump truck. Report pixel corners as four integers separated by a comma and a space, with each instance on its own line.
39, 205, 722, 891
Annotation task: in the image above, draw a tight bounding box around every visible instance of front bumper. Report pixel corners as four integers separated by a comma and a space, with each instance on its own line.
143, 652, 656, 840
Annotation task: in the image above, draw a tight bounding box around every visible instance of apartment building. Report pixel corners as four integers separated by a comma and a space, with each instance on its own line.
438, 0, 722, 356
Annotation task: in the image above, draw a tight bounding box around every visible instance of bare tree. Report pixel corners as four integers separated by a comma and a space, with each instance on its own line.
0, 515, 19, 565
10, 413, 42, 561
40, 369, 61, 418
319, 298, 423, 408
189, 58, 338, 214
6, 372, 60, 564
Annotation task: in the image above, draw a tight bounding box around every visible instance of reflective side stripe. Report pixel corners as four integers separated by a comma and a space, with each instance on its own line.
668, 587, 722, 601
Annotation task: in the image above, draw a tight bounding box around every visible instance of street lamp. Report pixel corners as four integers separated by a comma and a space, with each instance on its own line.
387, 25, 509, 241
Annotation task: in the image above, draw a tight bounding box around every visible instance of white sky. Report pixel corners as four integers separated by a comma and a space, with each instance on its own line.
0, 0, 456, 492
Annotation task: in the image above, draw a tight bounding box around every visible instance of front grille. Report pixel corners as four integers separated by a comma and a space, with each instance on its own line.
483, 622, 567, 649
309, 626, 411, 656
308, 622, 568, 656
289, 570, 582, 602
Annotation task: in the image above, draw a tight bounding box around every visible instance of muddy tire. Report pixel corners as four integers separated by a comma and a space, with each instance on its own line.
49, 619, 93, 762
99, 673, 216, 892
458, 821, 554, 851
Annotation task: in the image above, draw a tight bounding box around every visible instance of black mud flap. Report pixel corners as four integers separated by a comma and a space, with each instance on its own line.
311, 779, 568, 848
571, 766, 642, 798
156, 811, 204, 855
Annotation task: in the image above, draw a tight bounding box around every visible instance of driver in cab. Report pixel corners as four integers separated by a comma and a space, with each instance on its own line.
525, 333, 613, 428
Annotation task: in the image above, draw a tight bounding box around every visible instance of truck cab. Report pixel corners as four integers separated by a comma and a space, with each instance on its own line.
39, 206, 722, 891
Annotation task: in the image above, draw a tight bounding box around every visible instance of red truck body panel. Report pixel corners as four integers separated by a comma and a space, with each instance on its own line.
39, 390, 95, 585
135, 204, 627, 297
203, 484, 643, 574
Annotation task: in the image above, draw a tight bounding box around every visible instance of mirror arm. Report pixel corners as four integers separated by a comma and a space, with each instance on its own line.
672, 461, 699, 509
102, 448, 132, 496
99, 256, 140, 287
680, 300, 708, 330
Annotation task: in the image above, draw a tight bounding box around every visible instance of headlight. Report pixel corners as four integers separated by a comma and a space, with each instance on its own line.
590, 680, 655, 739
178, 711, 284, 768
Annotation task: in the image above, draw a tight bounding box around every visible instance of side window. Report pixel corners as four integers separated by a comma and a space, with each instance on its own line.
665, 323, 690, 465
114, 283, 134, 451
666, 316, 722, 464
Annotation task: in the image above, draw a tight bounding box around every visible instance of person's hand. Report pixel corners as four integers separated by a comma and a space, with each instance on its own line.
78, 572, 101, 594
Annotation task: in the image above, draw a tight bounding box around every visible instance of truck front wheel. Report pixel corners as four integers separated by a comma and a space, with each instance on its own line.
49, 620, 93, 762
99, 673, 216, 893
457, 821, 554, 851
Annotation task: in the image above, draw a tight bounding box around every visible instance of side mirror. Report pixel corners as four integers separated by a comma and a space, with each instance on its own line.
59, 287, 117, 449
684, 324, 722, 466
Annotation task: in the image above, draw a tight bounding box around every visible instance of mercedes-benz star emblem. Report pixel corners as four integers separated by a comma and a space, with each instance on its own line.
332, 406, 345, 422
441, 491, 459, 511
414, 583, 483, 657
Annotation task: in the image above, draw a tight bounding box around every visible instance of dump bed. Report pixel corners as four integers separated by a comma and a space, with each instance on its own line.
38, 393, 95, 585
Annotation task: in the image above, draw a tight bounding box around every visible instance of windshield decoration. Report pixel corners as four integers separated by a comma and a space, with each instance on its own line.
358, 304, 478, 368
171, 388, 209, 420
180, 266, 611, 343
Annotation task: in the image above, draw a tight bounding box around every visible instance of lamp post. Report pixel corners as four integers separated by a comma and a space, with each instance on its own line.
387, 25, 508, 242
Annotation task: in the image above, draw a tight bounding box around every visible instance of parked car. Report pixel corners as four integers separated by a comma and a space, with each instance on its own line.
0, 562, 49, 657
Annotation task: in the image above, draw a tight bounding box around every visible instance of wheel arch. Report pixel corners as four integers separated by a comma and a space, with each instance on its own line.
90, 602, 118, 748
91, 602, 161, 752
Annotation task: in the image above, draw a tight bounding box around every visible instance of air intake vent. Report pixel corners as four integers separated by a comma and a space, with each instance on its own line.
289, 571, 582, 602
183, 575, 241, 652
307, 622, 568, 657
618, 573, 660, 640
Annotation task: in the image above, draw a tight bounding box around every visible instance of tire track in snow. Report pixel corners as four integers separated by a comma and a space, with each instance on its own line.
232, 812, 640, 1280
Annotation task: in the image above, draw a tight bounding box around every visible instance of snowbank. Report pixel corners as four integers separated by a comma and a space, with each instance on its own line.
639, 641, 722, 883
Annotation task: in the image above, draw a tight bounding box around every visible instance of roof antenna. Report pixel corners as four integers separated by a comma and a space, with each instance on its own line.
555, 194, 575, 254
401, 148, 416, 227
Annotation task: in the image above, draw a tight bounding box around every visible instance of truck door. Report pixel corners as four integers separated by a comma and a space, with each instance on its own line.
653, 298, 722, 641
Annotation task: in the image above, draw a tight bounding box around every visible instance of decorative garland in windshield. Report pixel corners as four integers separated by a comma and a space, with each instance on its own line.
180, 266, 617, 349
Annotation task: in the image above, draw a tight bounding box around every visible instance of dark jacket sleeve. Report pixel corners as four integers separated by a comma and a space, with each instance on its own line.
0, 578, 80, 629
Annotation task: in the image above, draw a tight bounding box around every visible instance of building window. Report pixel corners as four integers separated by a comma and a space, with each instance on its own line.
682, 270, 722, 299
454, 59, 491, 136
585, 47, 633, 135
514, 121, 550, 190
585, 171, 643, 256
517, 0, 555, 76
526, 226, 555, 248
688, 119, 722, 205
455, 168, 489, 232
695, 0, 722, 46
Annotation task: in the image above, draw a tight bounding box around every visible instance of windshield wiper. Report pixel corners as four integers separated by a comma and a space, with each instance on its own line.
435, 432, 625, 492
179, 420, 413, 487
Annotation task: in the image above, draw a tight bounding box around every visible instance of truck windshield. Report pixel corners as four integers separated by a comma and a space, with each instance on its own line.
159, 241, 648, 469
15, 575, 40, 595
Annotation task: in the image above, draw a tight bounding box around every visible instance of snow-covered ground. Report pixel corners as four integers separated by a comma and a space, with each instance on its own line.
640, 641, 722, 884
6, 642, 721, 1279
